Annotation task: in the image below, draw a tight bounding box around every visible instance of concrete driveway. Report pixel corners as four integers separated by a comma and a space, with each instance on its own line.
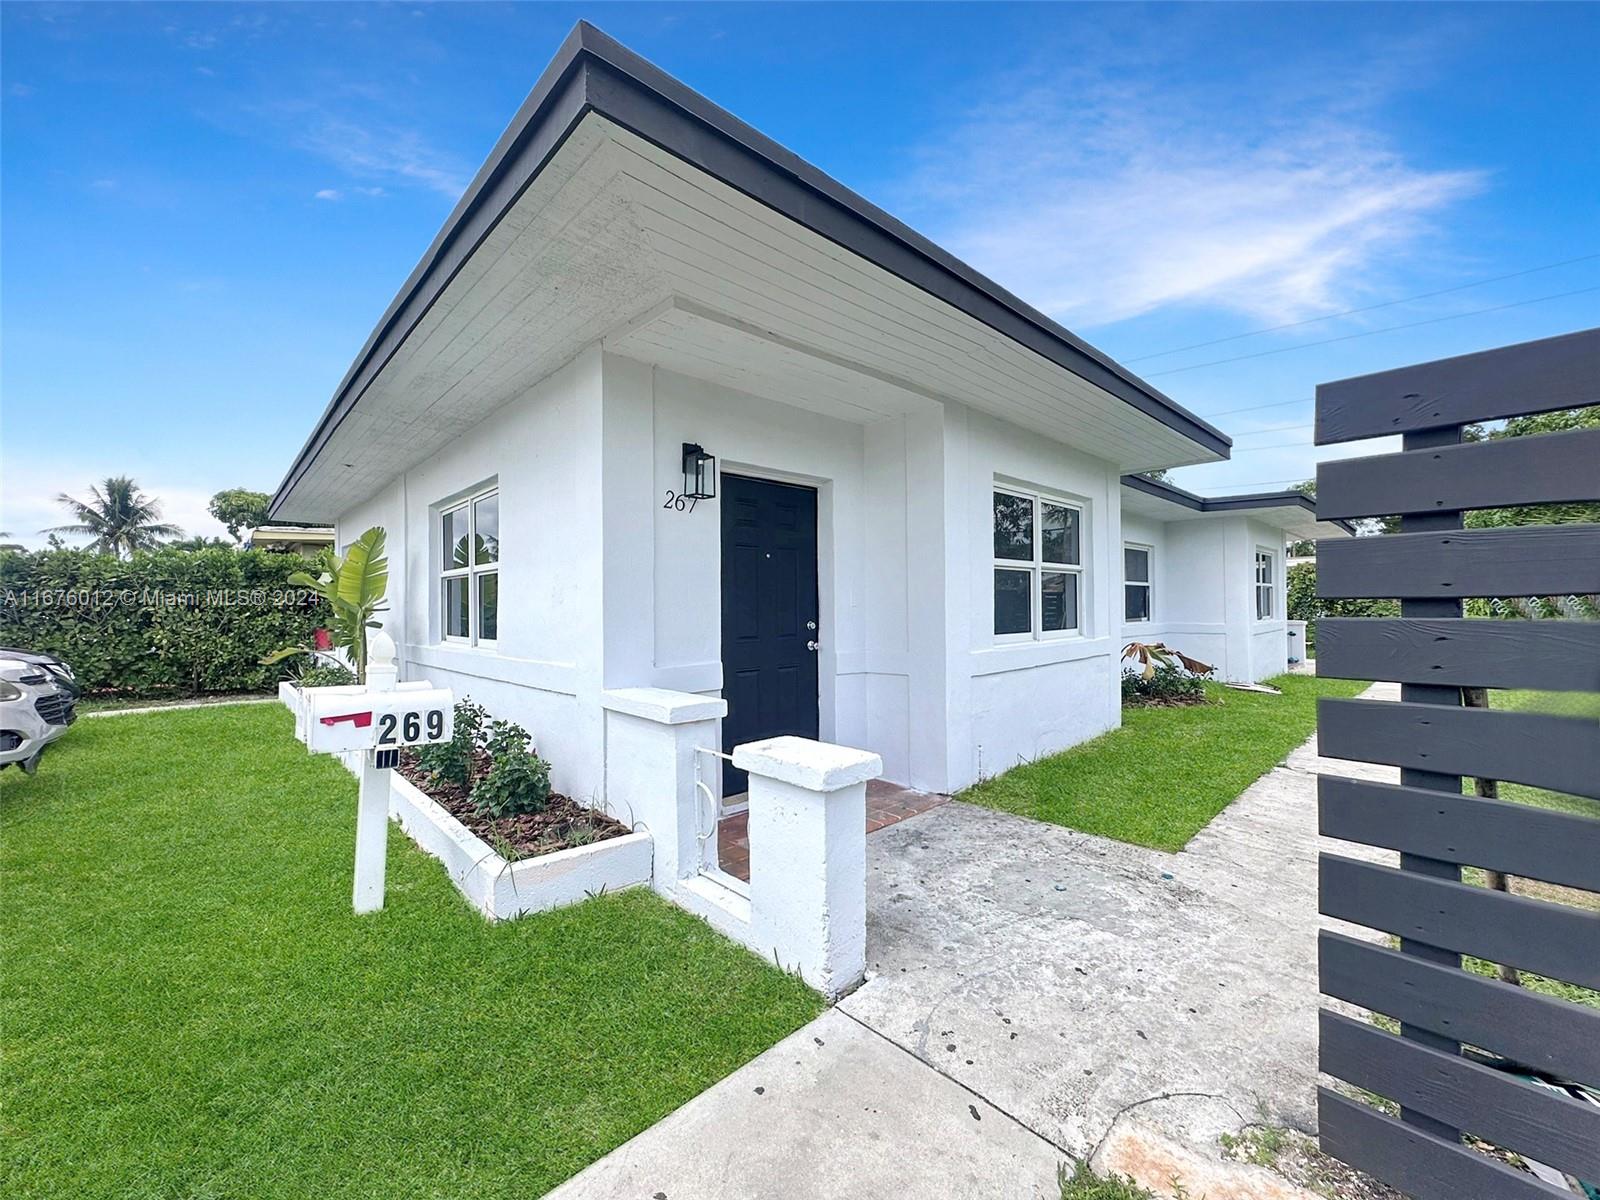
550, 687, 1397, 1198
840, 687, 1397, 1163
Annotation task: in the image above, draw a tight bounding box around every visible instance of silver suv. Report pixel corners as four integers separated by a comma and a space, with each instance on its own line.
1, 655, 77, 774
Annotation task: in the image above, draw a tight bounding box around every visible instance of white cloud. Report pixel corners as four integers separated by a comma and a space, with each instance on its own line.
896, 61, 1483, 327
297, 115, 468, 199
314, 188, 341, 201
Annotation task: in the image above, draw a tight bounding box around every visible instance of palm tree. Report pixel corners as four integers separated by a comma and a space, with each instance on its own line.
43, 477, 180, 557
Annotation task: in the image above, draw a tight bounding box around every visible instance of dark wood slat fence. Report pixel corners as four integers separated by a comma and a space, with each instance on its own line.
1313, 327, 1600, 1198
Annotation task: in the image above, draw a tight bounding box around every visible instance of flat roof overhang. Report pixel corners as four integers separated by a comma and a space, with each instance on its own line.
271, 22, 1231, 521
1120, 474, 1355, 541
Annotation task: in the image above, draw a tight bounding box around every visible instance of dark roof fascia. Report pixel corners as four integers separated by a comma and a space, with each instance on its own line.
1120, 474, 1354, 534
270, 21, 1229, 518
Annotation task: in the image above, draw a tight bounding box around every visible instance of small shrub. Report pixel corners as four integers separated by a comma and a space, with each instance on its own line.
1057, 1160, 1157, 1200
1121, 664, 1207, 707
295, 662, 356, 688
471, 719, 552, 819
413, 698, 489, 788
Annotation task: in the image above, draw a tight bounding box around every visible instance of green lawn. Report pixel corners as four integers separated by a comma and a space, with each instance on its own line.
1, 706, 823, 1200
1488, 688, 1600, 820
961, 673, 1370, 851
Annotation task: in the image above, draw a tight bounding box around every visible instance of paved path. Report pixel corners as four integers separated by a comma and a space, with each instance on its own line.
548, 686, 1397, 1198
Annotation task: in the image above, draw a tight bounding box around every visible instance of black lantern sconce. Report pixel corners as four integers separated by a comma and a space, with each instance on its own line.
681, 442, 717, 500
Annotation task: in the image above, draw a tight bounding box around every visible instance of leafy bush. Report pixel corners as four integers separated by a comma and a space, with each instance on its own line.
472, 719, 553, 819
1287, 560, 1400, 650
413, 698, 489, 788
0, 546, 326, 696
1121, 664, 1207, 706
1057, 1160, 1156, 1199
295, 662, 356, 688
409, 697, 552, 818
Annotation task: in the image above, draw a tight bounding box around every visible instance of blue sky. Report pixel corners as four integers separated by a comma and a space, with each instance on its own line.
3, 2, 1597, 545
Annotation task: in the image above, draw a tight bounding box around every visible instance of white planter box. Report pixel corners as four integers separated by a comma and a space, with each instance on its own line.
280, 684, 652, 919
387, 771, 653, 920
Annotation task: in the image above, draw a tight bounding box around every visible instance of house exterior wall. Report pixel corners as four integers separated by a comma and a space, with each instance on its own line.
599, 356, 949, 794
946, 403, 1123, 787
1114, 511, 1288, 685
334, 348, 608, 804
333, 342, 1289, 807
1243, 517, 1290, 681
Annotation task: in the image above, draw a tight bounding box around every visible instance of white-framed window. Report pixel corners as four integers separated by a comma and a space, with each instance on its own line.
1254, 548, 1275, 620
1124, 544, 1151, 623
992, 485, 1083, 641
439, 487, 499, 645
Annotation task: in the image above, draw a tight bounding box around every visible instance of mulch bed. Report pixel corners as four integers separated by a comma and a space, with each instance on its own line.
397, 750, 627, 862
1123, 694, 1212, 709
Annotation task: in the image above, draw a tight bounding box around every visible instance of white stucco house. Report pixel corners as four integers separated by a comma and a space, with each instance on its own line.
269, 23, 1348, 803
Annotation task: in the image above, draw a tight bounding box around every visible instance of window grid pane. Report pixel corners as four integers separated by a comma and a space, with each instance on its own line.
1042, 503, 1080, 566
444, 506, 470, 570
994, 568, 1032, 635
993, 492, 1034, 561
473, 493, 500, 565
477, 571, 499, 641
1041, 571, 1078, 632
1124, 546, 1149, 583
1125, 583, 1150, 622
443, 576, 469, 639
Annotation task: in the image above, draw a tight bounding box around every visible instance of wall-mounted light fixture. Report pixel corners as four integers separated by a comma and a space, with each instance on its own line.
681, 442, 717, 500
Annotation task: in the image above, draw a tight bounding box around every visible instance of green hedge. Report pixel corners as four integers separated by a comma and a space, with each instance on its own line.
1287, 560, 1399, 653
0, 547, 328, 697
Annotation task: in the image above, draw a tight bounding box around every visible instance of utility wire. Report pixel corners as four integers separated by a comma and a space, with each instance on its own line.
1232, 420, 1312, 436
1122, 252, 1600, 362
1226, 439, 1317, 453
1145, 285, 1600, 377
1180, 476, 1309, 490
1203, 396, 1312, 418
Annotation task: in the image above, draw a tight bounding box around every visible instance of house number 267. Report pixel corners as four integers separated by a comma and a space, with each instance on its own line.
662, 490, 699, 513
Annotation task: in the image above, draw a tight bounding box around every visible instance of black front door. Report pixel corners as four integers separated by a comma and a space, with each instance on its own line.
720, 473, 820, 794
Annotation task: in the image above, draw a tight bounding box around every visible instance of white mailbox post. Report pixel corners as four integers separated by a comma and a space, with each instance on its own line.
294, 630, 453, 914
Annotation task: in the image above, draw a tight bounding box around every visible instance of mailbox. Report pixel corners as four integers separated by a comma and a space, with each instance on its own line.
303, 687, 454, 755
291, 629, 454, 915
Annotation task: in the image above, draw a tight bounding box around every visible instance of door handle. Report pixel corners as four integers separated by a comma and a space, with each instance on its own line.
807, 640, 821, 652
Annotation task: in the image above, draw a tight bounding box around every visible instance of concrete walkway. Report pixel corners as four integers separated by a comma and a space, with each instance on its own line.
548, 686, 1397, 1198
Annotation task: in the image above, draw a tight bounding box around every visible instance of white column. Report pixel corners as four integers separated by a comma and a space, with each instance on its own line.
600, 688, 727, 888
735, 735, 882, 999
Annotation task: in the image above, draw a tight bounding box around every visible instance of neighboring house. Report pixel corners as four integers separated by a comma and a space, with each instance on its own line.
1120, 475, 1346, 682
244, 525, 335, 557
268, 23, 1349, 800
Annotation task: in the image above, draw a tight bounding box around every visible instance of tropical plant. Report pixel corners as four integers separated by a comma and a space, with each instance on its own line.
43, 477, 180, 557
207, 488, 273, 542
261, 526, 388, 683
1120, 640, 1213, 680
1121, 664, 1207, 706
0, 532, 24, 553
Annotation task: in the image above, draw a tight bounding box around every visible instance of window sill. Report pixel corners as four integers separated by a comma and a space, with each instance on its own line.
407, 642, 579, 696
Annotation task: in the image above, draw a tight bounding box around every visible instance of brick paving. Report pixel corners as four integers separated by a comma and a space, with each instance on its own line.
714, 780, 948, 883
